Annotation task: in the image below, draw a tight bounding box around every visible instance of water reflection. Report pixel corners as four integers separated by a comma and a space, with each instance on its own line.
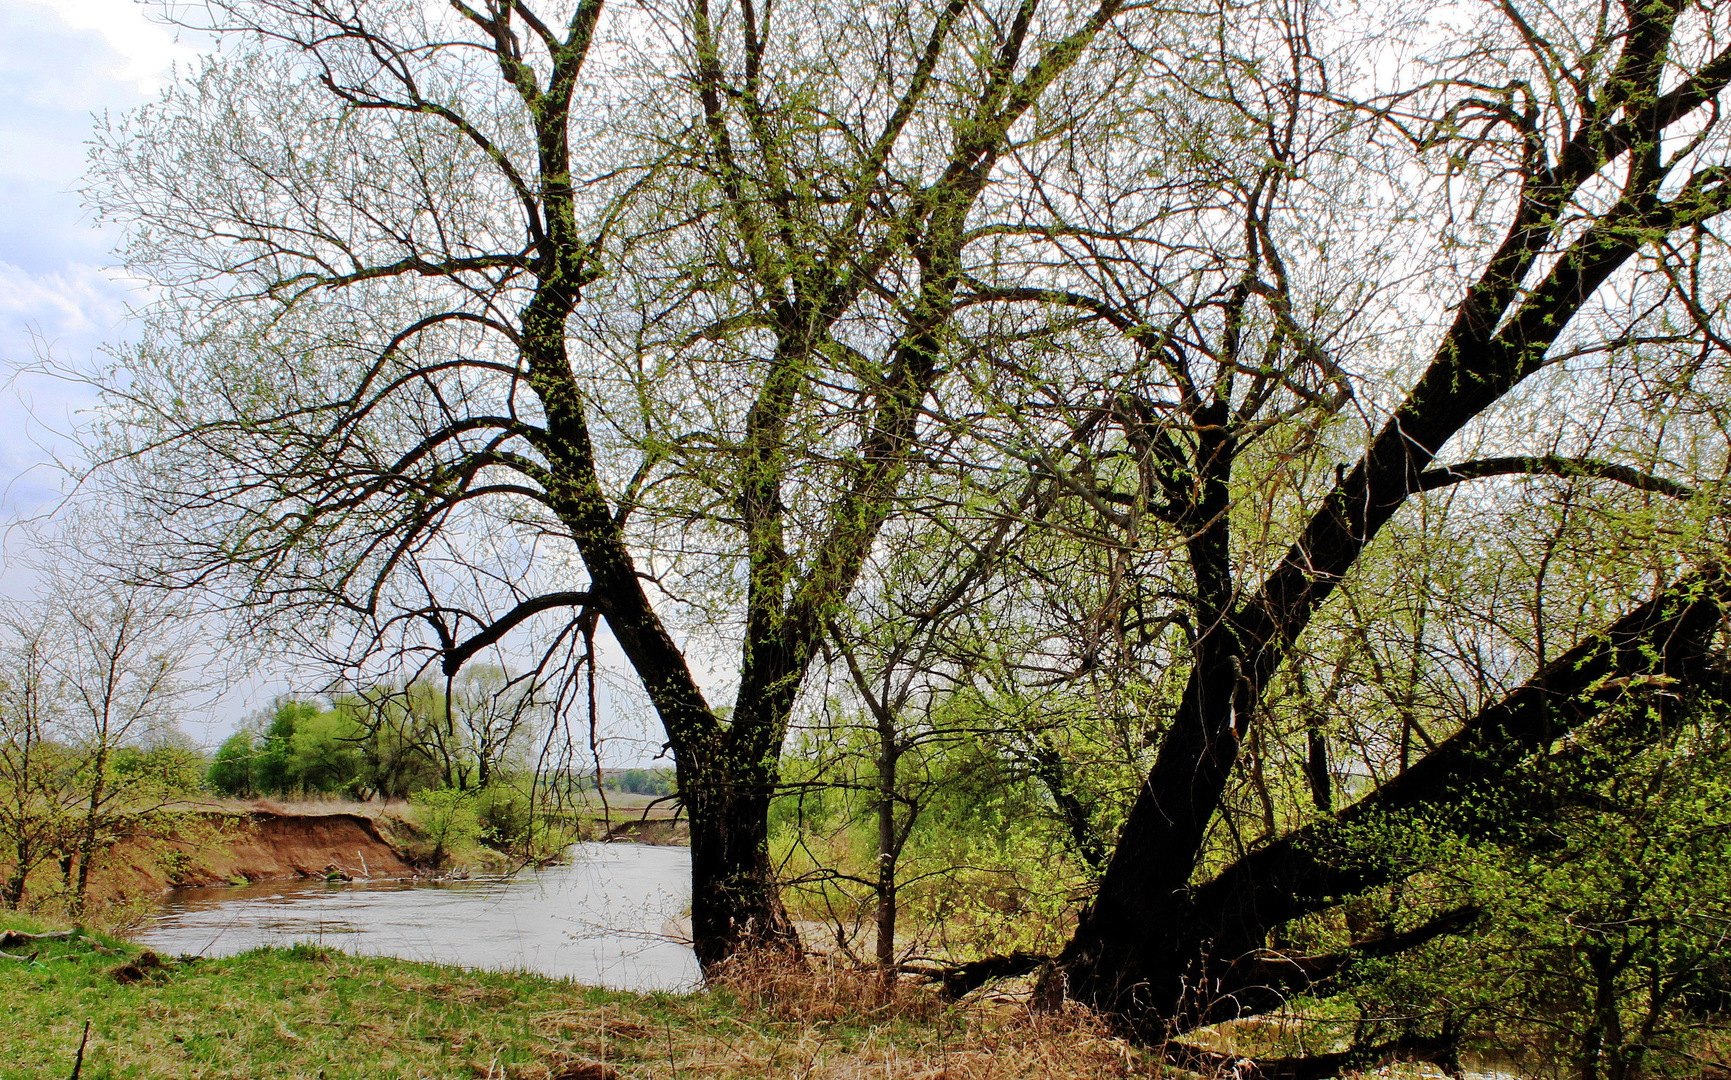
136, 842, 698, 992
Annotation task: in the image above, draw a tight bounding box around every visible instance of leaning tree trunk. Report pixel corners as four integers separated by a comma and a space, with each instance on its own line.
1051, 569, 1728, 1038
1049, 617, 1249, 1033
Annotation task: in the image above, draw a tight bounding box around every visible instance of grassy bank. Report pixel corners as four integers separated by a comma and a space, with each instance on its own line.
0, 914, 1145, 1080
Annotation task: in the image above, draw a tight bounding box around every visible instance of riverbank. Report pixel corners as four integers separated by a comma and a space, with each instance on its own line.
0, 912, 1145, 1080
51, 808, 420, 913
11, 796, 693, 919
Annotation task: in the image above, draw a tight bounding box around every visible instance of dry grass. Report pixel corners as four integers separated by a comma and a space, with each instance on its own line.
197, 795, 411, 818
657, 953, 1153, 1079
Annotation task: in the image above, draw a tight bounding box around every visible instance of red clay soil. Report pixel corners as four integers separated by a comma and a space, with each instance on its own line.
79, 811, 418, 907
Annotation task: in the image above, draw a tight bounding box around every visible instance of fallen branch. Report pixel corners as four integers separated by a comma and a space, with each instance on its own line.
903, 951, 1050, 1000
0, 949, 38, 962
1165, 1032, 1458, 1079
0, 929, 75, 949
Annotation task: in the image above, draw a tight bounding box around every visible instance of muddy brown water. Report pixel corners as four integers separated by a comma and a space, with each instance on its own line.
136, 841, 698, 992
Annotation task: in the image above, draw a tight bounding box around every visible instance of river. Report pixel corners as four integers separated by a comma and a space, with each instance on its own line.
135, 841, 699, 992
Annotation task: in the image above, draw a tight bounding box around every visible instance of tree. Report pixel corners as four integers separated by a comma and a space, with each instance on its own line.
332, 688, 448, 801
52, 581, 193, 913
76, 0, 1731, 1021
0, 608, 80, 907
252, 699, 321, 794
84, 0, 1147, 969
207, 730, 258, 797
0, 561, 194, 914
806, 471, 1117, 988
423, 666, 544, 790
952, 0, 1731, 1044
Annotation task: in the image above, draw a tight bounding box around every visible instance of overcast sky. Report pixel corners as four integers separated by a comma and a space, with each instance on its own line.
0, 0, 203, 513
0, 1, 289, 742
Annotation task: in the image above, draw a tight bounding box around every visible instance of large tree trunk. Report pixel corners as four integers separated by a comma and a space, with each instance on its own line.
1050, 620, 1246, 1032
681, 750, 798, 970
1053, 569, 1728, 1037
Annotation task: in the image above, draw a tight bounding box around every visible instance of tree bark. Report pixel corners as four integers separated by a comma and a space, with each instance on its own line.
0, 844, 27, 908
876, 720, 900, 991
679, 741, 797, 970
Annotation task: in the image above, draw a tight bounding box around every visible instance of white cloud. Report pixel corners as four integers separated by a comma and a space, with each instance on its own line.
0, 260, 132, 518
14, 0, 203, 94
0, 0, 177, 518
0, 259, 134, 348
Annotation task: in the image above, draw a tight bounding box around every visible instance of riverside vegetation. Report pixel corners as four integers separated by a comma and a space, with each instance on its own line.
8, 681, 1731, 1075
5, 0, 1731, 1074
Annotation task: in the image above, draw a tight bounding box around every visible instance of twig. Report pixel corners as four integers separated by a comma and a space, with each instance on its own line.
69, 1020, 91, 1080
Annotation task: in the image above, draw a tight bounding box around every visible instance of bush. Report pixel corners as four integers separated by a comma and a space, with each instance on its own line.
1316, 701, 1731, 1079
408, 788, 480, 870
474, 783, 530, 849
474, 782, 577, 863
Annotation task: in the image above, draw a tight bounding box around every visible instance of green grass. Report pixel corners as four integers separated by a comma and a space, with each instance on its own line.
0, 914, 1142, 1080
2, 913, 659, 1079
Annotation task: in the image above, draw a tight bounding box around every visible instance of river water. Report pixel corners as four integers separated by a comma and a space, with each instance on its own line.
135, 842, 699, 992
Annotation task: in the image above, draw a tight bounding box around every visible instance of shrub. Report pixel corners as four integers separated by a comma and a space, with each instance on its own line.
407, 788, 480, 870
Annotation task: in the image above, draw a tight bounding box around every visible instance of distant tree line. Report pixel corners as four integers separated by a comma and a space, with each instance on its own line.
601, 769, 676, 797
209, 669, 545, 800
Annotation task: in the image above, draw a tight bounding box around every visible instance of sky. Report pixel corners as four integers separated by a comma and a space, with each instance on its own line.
0, 1, 286, 744
0, 0, 202, 508
0, 0, 896, 765
0, 0, 208, 511
0, 1, 670, 762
